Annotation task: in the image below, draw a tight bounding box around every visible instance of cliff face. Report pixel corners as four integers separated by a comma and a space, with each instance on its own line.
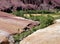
0, 0, 60, 12
0, 0, 38, 12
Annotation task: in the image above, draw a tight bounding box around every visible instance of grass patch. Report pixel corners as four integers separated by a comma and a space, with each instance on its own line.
13, 14, 54, 43
12, 10, 60, 44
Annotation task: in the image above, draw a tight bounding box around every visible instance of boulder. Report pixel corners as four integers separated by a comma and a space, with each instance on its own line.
0, 30, 14, 44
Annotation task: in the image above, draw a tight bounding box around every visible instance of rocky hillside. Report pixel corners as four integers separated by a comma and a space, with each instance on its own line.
0, 0, 60, 12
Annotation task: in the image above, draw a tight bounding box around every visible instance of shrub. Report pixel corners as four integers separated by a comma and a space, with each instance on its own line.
14, 15, 54, 42
13, 10, 54, 43
12, 10, 55, 16
26, 14, 54, 28
12, 11, 25, 17
39, 15, 54, 28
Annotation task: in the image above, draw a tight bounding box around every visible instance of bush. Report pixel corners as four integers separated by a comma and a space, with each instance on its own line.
13, 10, 54, 43
12, 11, 25, 17
12, 10, 55, 16
25, 14, 54, 28
14, 30, 32, 42
14, 15, 54, 42
39, 15, 54, 28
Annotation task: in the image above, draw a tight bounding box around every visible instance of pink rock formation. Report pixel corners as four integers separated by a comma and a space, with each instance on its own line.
0, 0, 60, 12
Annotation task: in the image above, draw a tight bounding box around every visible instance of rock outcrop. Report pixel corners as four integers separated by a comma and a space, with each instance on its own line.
0, 11, 39, 34
20, 21, 60, 44
0, 0, 38, 12
0, 30, 14, 44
